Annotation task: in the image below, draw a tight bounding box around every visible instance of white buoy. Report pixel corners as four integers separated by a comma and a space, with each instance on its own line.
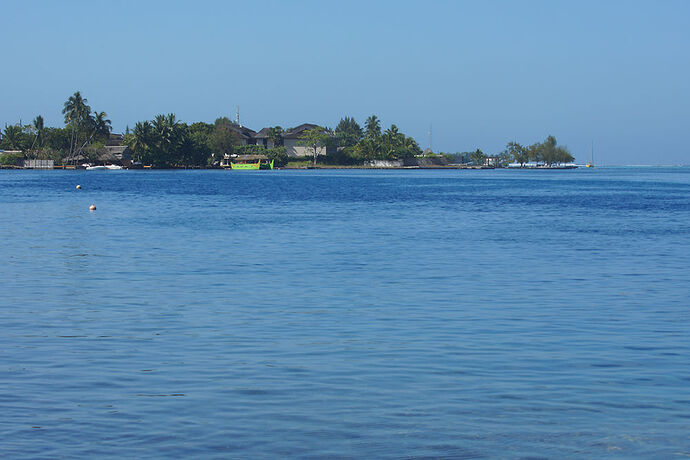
76, 184, 82, 190
89, 204, 97, 211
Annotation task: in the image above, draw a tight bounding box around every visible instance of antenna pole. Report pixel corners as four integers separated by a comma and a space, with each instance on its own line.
429, 124, 432, 152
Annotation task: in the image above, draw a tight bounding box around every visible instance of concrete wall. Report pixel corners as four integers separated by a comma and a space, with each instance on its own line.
284, 138, 327, 158
23, 159, 54, 169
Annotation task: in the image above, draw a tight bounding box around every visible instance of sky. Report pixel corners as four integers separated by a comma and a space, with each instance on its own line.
2, 0, 689, 165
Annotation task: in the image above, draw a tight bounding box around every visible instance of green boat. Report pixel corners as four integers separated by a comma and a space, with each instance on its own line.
222, 155, 274, 170
231, 160, 261, 170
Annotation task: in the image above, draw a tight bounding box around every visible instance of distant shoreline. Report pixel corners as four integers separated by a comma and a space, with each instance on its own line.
2, 164, 688, 171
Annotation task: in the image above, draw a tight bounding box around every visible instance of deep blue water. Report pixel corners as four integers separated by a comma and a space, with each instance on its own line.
1, 167, 689, 458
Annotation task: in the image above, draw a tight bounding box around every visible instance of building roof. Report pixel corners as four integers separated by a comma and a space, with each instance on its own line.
106, 133, 125, 146
283, 123, 321, 139
105, 145, 129, 155
253, 127, 272, 139
101, 145, 131, 162
229, 123, 257, 140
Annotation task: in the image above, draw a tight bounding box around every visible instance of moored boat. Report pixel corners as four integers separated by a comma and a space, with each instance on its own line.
221, 154, 274, 170
231, 160, 261, 170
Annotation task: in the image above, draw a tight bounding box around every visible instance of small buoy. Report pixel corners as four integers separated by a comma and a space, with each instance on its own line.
76, 185, 82, 190
89, 204, 97, 211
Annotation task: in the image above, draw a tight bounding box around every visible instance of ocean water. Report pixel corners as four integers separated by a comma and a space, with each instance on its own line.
1, 167, 689, 458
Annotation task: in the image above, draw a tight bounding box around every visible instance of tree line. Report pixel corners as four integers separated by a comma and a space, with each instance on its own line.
440, 135, 574, 167
124, 116, 288, 168
1, 91, 112, 165
1, 91, 574, 168
292, 115, 423, 166
333, 115, 422, 162
0, 92, 422, 167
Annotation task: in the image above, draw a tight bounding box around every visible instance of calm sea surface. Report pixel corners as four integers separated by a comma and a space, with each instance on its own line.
1, 167, 689, 458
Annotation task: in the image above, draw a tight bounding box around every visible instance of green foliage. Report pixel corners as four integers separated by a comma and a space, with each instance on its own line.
210, 117, 237, 156
1, 124, 31, 151
44, 127, 71, 153
84, 141, 107, 163
63, 91, 91, 126
185, 122, 213, 165
0, 151, 24, 165
123, 114, 213, 167
364, 115, 381, 139
266, 146, 288, 167
506, 142, 528, 165
469, 149, 486, 165
60, 92, 112, 162
268, 126, 284, 147
235, 144, 265, 155
350, 120, 421, 161
29, 115, 45, 156
92, 111, 111, 141
525, 135, 574, 165
334, 116, 362, 148
298, 126, 331, 166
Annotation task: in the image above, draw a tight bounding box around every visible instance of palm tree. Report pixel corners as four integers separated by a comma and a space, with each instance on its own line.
93, 111, 111, 139
151, 113, 181, 165
353, 137, 381, 161
268, 126, 284, 147
29, 115, 45, 158
128, 121, 153, 163
2, 125, 24, 150
62, 91, 91, 126
62, 91, 92, 161
365, 115, 381, 139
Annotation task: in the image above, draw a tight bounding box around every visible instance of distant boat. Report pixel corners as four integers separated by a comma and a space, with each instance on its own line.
586, 140, 595, 168
506, 162, 578, 169
85, 164, 123, 170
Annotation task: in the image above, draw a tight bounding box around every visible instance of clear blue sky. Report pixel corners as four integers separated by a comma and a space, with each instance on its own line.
3, 0, 689, 164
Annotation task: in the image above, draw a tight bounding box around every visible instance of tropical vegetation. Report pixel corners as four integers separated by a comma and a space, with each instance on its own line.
1, 92, 575, 168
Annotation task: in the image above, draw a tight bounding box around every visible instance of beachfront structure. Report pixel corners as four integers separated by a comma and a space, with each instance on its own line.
214, 122, 335, 158
282, 123, 334, 158
252, 127, 276, 148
